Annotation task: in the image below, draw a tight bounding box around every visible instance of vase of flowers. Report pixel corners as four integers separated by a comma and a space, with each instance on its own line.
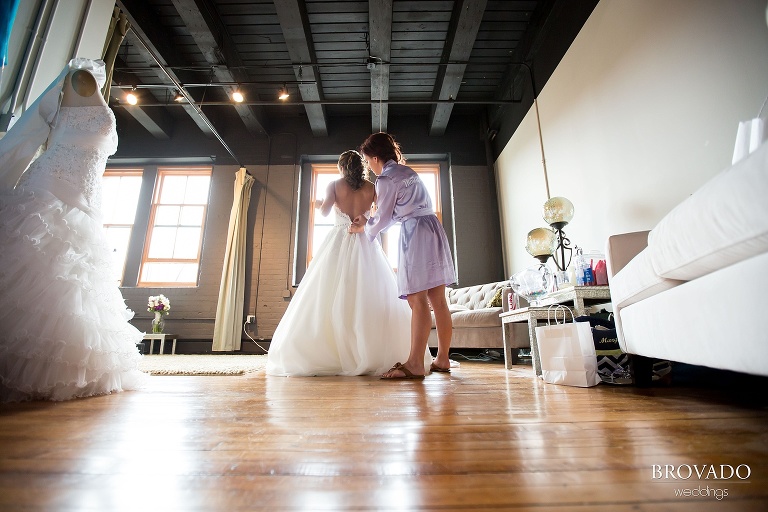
147, 294, 171, 333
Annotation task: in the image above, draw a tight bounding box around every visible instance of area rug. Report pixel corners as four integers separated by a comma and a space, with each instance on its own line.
138, 354, 268, 376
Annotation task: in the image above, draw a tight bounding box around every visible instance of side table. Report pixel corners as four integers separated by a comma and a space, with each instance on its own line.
500, 286, 612, 375
142, 333, 179, 354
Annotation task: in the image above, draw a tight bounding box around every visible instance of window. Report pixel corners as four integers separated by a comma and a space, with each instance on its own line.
305, 162, 442, 271
306, 164, 340, 266
138, 167, 212, 287
101, 169, 143, 285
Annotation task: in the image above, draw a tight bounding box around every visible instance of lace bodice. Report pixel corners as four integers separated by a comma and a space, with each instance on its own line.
334, 205, 370, 227
17, 106, 118, 210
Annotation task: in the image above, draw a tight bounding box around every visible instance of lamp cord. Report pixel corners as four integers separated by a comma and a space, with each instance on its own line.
533, 97, 550, 201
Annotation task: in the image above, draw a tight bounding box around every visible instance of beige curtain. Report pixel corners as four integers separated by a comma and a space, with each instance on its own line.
101, 7, 130, 102
213, 167, 255, 351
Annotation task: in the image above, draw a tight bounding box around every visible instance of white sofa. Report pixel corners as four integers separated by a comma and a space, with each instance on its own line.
606, 141, 768, 378
427, 281, 526, 352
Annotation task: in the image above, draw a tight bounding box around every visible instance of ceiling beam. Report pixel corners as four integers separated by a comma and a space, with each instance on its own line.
273, 0, 328, 136
369, 0, 392, 133
116, 1, 216, 138
429, 0, 487, 136
111, 55, 174, 139
171, 0, 269, 136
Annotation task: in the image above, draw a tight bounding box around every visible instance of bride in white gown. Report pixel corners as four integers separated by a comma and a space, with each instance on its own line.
267, 150, 430, 376
0, 59, 147, 402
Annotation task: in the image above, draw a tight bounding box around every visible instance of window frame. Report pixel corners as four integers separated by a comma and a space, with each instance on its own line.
137, 166, 212, 288
295, 159, 451, 284
101, 168, 144, 285
306, 163, 340, 268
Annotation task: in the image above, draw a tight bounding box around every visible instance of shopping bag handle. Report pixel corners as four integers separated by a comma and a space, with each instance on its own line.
546, 304, 574, 325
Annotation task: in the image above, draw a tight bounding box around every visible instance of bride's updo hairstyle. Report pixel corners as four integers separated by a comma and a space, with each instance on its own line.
359, 132, 404, 165
338, 150, 366, 190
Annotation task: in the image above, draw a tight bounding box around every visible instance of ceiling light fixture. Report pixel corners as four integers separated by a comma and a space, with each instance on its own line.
126, 86, 138, 105
232, 88, 244, 103
173, 89, 184, 102
278, 84, 289, 101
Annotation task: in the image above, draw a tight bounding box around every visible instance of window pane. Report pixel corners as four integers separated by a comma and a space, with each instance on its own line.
312, 225, 332, 253
155, 205, 180, 225
384, 224, 401, 268
159, 176, 187, 203
141, 262, 198, 284
101, 171, 142, 285
179, 205, 204, 225
173, 227, 201, 258
184, 176, 211, 203
418, 173, 437, 209
103, 226, 132, 283
147, 227, 177, 258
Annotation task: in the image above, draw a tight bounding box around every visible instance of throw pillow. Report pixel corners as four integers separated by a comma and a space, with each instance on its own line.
486, 287, 503, 308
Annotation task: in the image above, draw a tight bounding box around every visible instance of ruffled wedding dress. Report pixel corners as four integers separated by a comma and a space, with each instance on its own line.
0, 105, 147, 402
267, 206, 429, 376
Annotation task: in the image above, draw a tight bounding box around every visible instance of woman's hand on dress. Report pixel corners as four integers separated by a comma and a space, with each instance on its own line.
348, 216, 365, 233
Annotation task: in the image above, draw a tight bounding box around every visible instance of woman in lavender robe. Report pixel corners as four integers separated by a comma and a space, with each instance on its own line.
350, 132, 456, 379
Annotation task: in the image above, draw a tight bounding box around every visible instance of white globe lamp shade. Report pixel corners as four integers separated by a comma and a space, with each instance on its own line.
526, 227, 557, 263
543, 196, 574, 229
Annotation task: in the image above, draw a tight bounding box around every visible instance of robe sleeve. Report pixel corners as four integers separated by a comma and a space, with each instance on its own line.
364, 175, 397, 242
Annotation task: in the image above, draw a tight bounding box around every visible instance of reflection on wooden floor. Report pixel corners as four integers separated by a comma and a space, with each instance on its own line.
1, 361, 767, 511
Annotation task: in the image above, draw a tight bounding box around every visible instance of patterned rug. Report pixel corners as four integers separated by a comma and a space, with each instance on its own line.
138, 354, 268, 376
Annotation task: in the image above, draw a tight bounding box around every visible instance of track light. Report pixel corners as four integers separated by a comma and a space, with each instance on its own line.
232, 88, 244, 103
126, 86, 138, 105
173, 89, 184, 102
278, 84, 289, 101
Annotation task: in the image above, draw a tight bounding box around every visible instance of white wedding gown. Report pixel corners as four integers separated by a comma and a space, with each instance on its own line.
267, 206, 429, 376
0, 106, 147, 402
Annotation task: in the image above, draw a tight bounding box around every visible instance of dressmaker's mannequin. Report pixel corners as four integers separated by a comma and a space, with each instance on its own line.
61, 69, 107, 108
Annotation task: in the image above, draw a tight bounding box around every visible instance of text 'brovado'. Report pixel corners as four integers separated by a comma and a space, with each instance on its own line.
652, 464, 751, 480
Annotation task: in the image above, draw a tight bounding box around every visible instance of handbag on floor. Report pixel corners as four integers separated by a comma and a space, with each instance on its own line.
535, 306, 601, 387
575, 314, 632, 385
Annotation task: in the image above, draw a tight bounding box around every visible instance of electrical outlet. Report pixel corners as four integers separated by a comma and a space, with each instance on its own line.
246, 315, 255, 324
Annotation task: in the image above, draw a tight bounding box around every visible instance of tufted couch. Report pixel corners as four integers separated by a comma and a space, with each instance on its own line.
428, 281, 527, 353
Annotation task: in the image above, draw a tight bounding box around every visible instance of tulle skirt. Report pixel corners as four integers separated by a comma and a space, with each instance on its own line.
0, 185, 147, 402
266, 222, 429, 377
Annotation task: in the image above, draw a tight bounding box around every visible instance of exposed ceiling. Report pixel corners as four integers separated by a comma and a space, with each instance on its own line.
112, 0, 593, 147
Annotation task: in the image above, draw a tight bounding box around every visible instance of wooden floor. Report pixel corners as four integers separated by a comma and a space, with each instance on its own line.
1, 360, 767, 511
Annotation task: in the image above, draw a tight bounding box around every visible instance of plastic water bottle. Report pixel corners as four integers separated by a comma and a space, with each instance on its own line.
574, 247, 587, 286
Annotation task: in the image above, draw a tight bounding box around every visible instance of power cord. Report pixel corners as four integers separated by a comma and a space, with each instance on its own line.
448, 349, 503, 362
243, 320, 269, 353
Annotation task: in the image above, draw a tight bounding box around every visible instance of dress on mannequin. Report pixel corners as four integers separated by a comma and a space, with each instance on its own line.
0, 59, 147, 402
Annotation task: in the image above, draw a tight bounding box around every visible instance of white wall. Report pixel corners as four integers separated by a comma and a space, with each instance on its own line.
495, 0, 768, 276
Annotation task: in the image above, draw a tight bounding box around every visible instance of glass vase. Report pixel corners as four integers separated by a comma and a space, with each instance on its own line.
152, 311, 165, 333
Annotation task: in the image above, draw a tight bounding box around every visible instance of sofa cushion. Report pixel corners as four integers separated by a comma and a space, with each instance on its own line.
610, 247, 684, 309
450, 307, 503, 328
447, 281, 506, 310
648, 140, 768, 281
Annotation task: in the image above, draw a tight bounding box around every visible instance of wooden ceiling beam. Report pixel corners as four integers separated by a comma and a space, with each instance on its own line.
369, 0, 392, 133
171, 0, 269, 136
116, 1, 216, 138
273, 0, 328, 136
429, 0, 487, 136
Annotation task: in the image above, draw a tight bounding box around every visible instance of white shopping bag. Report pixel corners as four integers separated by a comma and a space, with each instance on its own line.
535, 306, 601, 387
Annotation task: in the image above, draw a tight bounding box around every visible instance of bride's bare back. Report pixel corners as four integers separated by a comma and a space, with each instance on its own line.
320, 178, 374, 220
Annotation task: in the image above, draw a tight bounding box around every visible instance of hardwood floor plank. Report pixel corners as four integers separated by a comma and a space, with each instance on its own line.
1, 361, 766, 510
